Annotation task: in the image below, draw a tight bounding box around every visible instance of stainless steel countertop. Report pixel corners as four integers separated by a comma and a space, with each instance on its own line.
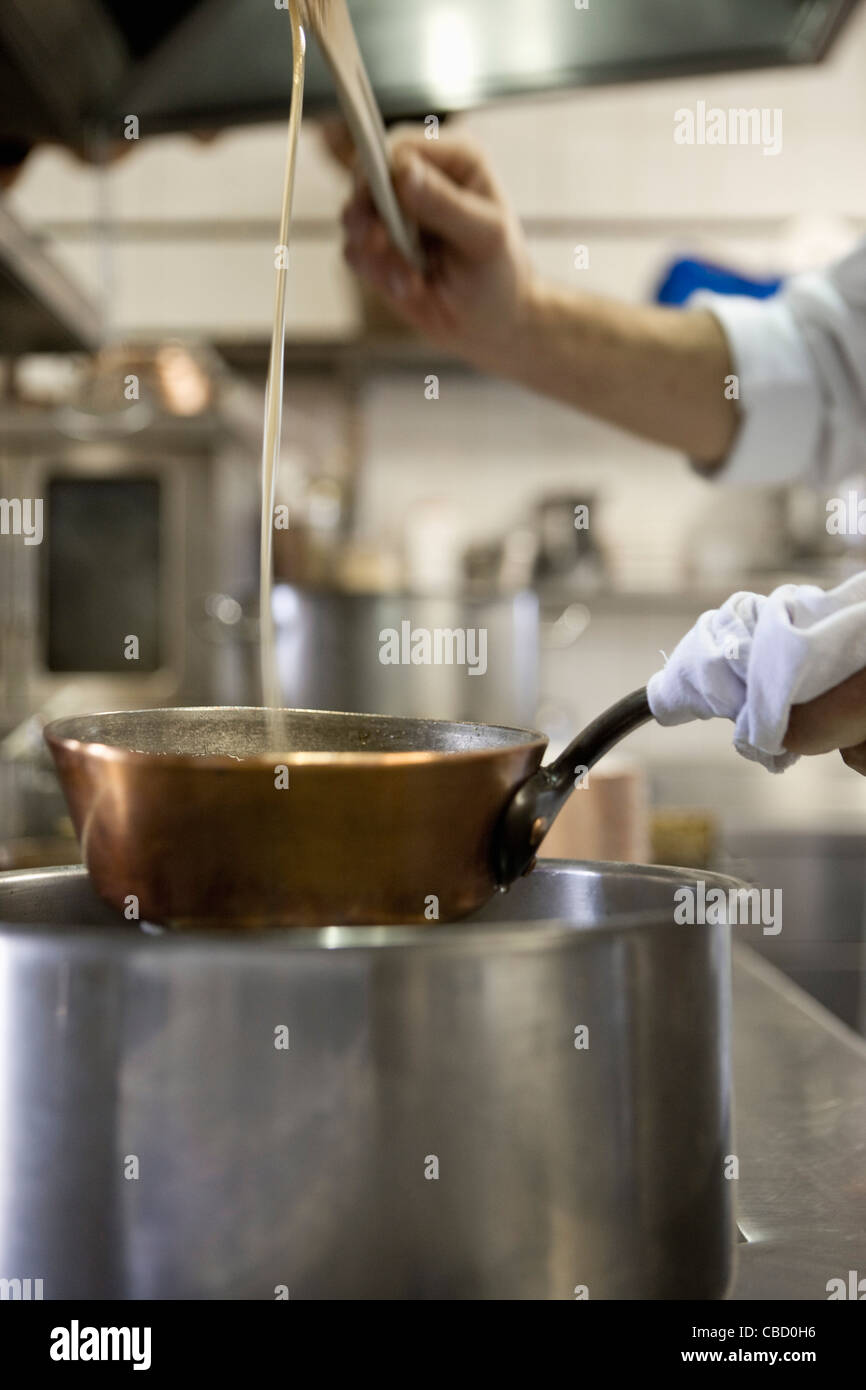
731, 946, 866, 1300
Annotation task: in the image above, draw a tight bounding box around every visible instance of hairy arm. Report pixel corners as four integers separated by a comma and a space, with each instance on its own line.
342, 134, 738, 464
498, 285, 737, 463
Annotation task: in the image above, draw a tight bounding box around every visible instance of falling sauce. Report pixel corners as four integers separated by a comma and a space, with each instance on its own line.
259, 0, 307, 722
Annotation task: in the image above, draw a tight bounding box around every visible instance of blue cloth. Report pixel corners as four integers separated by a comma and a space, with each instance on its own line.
655, 257, 782, 306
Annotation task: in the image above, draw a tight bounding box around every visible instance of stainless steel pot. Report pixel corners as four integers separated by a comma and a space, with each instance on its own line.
204, 586, 540, 726
274, 586, 540, 726
0, 860, 734, 1300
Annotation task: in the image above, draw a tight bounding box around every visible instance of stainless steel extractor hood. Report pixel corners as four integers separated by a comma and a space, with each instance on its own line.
0, 0, 860, 352
0, 0, 861, 147
123, 0, 864, 132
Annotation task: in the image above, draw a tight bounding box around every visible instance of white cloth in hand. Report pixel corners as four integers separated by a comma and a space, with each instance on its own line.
647, 572, 866, 772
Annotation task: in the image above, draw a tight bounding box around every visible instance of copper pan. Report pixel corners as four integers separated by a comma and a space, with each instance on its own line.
44, 691, 652, 928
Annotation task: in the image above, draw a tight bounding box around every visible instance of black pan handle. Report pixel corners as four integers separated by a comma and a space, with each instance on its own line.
493, 687, 654, 885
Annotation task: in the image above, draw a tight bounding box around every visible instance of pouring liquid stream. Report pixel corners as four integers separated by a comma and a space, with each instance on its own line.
259, 0, 306, 726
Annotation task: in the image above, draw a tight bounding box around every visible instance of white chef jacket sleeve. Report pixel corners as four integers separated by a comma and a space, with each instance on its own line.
692, 238, 866, 488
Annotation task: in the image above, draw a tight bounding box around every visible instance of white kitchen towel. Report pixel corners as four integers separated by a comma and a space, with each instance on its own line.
647, 571, 866, 771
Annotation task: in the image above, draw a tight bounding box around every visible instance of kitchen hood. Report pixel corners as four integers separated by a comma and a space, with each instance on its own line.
123, 0, 862, 133
0, 0, 859, 353
0, 0, 861, 148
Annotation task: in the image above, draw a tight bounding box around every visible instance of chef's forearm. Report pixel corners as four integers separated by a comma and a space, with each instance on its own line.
494, 280, 738, 465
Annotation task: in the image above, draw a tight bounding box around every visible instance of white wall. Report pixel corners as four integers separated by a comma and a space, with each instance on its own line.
357, 372, 717, 592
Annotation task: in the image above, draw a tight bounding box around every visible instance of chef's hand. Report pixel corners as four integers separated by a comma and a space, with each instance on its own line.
341, 135, 536, 373
339, 129, 735, 461
784, 666, 866, 774
647, 575, 866, 775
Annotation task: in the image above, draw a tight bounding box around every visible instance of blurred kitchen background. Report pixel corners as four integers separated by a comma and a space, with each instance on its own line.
2, 0, 866, 1027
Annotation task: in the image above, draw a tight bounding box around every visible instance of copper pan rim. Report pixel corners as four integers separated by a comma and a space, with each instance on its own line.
43, 705, 549, 771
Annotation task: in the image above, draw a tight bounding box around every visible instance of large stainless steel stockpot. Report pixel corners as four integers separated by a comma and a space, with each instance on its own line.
0, 859, 734, 1300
